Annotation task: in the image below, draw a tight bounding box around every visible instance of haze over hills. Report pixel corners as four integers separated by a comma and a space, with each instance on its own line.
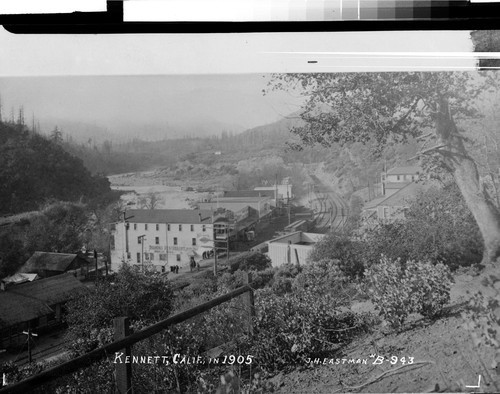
0, 75, 303, 142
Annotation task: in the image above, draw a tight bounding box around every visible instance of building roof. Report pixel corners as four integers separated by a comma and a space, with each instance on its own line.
215, 197, 271, 202
124, 209, 214, 224
223, 190, 275, 198
8, 273, 87, 305
386, 166, 422, 175
2, 273, 39, 285
385, 182, 411, 189
19, 252, 80, 274
0, 273, 87, 329
364, 182, 428, 210
268, 231, 325, 245
0, 292, 53, 329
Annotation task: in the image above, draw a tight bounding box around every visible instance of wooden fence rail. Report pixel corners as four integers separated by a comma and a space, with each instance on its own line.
0, 280, 254, 394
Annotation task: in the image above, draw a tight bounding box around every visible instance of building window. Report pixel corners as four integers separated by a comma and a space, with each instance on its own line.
396, 175, 400, 181
179, 224, 182, 231
383, 207, 389, 218
110, 235, 115, 250
173, 237, 178, 245
145, 224, 148, 231
192, 238, 197, 246
167, 224, 171, 231
156, 224, 159, 231
159, 254, 167, 261
136, 253, 140, 263
191, 224, 194, 232
155, 237, 159, 245
145, 253, 150, 261
138, 237, 142, 244
176, 254, 181, 262
134, 223, 137, 230
202, 225, 206, 232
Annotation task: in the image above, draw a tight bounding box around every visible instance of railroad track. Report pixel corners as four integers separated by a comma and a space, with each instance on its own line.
309, 174, 349, 232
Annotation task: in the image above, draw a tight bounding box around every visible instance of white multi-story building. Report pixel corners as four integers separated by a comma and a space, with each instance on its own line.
110, 209, 214, 273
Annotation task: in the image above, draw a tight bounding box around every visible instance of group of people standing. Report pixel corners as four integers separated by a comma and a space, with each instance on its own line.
170, 265, 180, 274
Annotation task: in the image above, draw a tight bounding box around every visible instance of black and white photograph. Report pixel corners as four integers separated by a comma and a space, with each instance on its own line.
0, 4, 499, 393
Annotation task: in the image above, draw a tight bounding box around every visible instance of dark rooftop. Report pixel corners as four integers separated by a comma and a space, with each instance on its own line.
124, 209, 213, 224
0, 274, 87, 328
19, 252, 81, 274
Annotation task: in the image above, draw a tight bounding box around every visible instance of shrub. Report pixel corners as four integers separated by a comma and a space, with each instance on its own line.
248, 288, 374, 373
219, 268, 275, 291
405, 259, 453, 318
361, 185, 483, 270
271, 263, 302, 295
364, 256, 452, 328
309, 232, 365, 279
293, 259, 347, 294
227, 252, 272, 273
65, 264, 174, 342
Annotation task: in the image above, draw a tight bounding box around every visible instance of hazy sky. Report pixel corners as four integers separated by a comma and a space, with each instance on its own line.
0, 28, 476, 138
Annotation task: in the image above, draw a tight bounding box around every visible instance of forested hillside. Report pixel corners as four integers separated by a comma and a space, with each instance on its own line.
0, 121, 112, 214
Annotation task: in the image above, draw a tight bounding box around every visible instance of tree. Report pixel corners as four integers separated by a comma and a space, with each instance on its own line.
50, 126, 62, 144
24, 202, 89, 254
267, 72, 500, 263
65, 264, 174, 342
139, 192, 162, 209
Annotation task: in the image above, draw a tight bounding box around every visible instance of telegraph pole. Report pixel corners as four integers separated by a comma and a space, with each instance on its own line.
22, 328, 38, 363
93, 249, 98, 283
138, 235, 146, 272
287, 190, 291, 225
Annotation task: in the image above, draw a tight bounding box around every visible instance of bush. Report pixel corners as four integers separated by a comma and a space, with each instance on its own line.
227, 252, 272, 274
65, 264, 174, 342
219, 268, 274, 291
293, 259, 347, 294
405, 259, 453, 318
309, 232, 365, 279
361, 185, 483, 270
271, 263, 302, 295
249, 288, 374, 373
364, 256, 452, 328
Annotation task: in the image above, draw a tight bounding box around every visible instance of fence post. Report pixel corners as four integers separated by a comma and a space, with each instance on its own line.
242, 272, 255, 335
113, 317, 132, 394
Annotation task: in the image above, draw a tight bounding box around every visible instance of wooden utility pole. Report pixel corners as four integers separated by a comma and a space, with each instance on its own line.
22, 328, 38, 363
114, 317, 132, 394
138, 235, 146, 273
213, 250, 218, 276
242, 272, 255, 335
94, 249, 98, 283
287, 190, 291, 225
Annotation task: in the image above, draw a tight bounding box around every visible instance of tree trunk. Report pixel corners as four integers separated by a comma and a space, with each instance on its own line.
435, 96, 500, 263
